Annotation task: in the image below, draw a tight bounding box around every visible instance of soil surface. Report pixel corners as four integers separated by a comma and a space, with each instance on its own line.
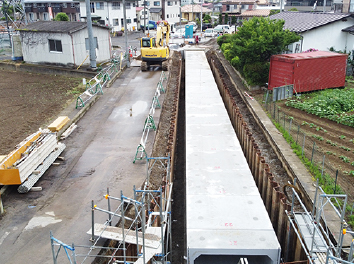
0, 70, 82, 155
248, 86, 354, 205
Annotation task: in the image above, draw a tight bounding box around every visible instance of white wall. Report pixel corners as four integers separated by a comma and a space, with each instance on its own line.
21, 31, 74, 65
289, 18, 354, 53
72, 26, 112, 66
80, 1, 138, 31
165, 0, 180, 23
20, 26, 111, 66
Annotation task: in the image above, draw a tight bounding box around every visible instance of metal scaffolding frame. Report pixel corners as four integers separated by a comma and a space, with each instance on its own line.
50, 155, 172, 264
286, 179, 354, 264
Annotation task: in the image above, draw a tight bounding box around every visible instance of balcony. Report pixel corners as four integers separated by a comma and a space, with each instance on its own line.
25, 6, 33, 12
52, 6, 62, 12
37, 6, 47, 12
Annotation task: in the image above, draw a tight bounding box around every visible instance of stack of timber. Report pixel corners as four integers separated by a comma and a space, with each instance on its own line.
0, 129, 65, 193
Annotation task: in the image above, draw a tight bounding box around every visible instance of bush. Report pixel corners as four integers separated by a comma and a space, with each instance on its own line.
243, 62, 270, 85
54, 12, 69, 21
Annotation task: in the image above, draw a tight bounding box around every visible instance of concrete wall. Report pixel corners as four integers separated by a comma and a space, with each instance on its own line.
21, 31, 74, 66
72, 26, 112, 66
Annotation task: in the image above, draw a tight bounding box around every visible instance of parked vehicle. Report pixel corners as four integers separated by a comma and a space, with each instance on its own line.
202, 23, 212, 31
171, 28, 185, 38
140, 20, 157, 30
204, 28, 217, 37
187, 22, 197, 33
214, 24, 231, 34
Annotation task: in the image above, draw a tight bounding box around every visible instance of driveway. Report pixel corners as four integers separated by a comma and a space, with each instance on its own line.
0, 66, 164, 263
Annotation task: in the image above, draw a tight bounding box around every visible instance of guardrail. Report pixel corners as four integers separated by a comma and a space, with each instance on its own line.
133, 71, 168, 163
75, 55, 124, 109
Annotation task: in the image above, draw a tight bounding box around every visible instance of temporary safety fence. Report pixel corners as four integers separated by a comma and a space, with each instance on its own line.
133, 71, 168, 163
50, 155, 172, 264
76, 57, 121, 109
285, 179, 349, 264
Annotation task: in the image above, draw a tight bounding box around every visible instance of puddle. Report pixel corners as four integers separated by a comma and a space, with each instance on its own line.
131, 101, 148, 116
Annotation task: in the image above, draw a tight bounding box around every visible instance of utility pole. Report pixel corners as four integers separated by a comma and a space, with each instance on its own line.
200, 0, 202, 34
143, 0, 146, 35
123, 0, 130, 67
2, 0, 12, 46
85, 0, 97, 69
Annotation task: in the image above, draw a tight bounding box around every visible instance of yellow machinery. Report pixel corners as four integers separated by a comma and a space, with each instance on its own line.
140, 21, 170, 71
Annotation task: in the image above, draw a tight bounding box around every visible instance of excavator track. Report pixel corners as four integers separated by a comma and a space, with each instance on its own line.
162, 60, 169, 71
141, 61, 148, 71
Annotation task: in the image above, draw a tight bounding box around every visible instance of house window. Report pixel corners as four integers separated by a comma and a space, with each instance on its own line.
167, 14, 169, 18
127, 18, 131, 23
90, 2, 95, 12
125, 2, 131, 9
33, 3, 37, 7
121, 18, 124, 25
43, 12, 49, 20
134, 18, 137, 22
113, 18, 119, 25
154, 1, 160, 6
175, 1, 177, 4
71, 3, 75, 8
96, 2, 104, 10
168, 1, 172, 5
133, 2, 136, 7
112, 2, 120, 9
29, 12, 34, 21
85, 37, 98, 50
62, 3, 67, 8
49, 39, 63, 52
143, 1, 150, 6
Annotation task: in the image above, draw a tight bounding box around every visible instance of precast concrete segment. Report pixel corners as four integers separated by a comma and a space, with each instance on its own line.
185, 50, 281, 264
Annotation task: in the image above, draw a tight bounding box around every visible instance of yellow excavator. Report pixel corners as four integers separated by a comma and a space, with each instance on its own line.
140, 21, 170, 71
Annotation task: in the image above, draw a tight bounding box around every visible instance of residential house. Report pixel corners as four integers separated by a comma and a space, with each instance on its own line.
18, 21, 111, 67
138, 0, 181, 23
79, 0, 138, 31
181, 4, 212, 21
220, 0, 270, 23
136, 6, 150, 28
270, 12, 354, 53
24, 0, 80, 22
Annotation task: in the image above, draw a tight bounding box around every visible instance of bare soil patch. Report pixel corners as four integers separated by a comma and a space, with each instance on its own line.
0, 69, 82, 155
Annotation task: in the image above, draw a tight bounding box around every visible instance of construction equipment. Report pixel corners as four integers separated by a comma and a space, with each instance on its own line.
140, 20, 170, 71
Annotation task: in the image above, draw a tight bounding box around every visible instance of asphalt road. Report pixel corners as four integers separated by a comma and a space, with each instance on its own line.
0, 63, 165, 263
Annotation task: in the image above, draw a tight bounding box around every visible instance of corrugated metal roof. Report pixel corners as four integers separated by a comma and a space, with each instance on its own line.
270, 11, 351, 33
273, 50, 347, 59
17, 21, 109, 34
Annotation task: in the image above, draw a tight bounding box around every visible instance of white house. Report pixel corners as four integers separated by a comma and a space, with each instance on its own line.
18, 21, 112, 67
138, 0, 181, 23
79, 0, 138, 31
270, 12, 354, 54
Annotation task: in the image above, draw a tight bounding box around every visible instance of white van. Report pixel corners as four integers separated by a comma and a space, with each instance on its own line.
214, 25, 231, 34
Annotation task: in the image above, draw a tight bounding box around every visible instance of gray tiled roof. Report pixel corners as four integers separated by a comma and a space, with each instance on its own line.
342, 24, 354, 33
18, 21, 108, 34
270, 12, 351, 33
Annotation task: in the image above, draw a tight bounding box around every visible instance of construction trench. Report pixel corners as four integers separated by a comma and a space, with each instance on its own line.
89, 47, 347, 264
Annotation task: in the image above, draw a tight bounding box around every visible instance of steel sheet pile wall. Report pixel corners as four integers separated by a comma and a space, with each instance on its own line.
185, 50, 281, 264
209, 53, 307, 262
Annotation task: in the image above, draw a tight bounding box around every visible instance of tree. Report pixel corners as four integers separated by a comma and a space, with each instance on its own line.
224, 13, 229, 24
231, 16, 237, 26
203, 14, 211, 23
54, 13, 69, 21
218, 13, 222, 24
269, 10, 280, 16
219, 17, 301, 85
